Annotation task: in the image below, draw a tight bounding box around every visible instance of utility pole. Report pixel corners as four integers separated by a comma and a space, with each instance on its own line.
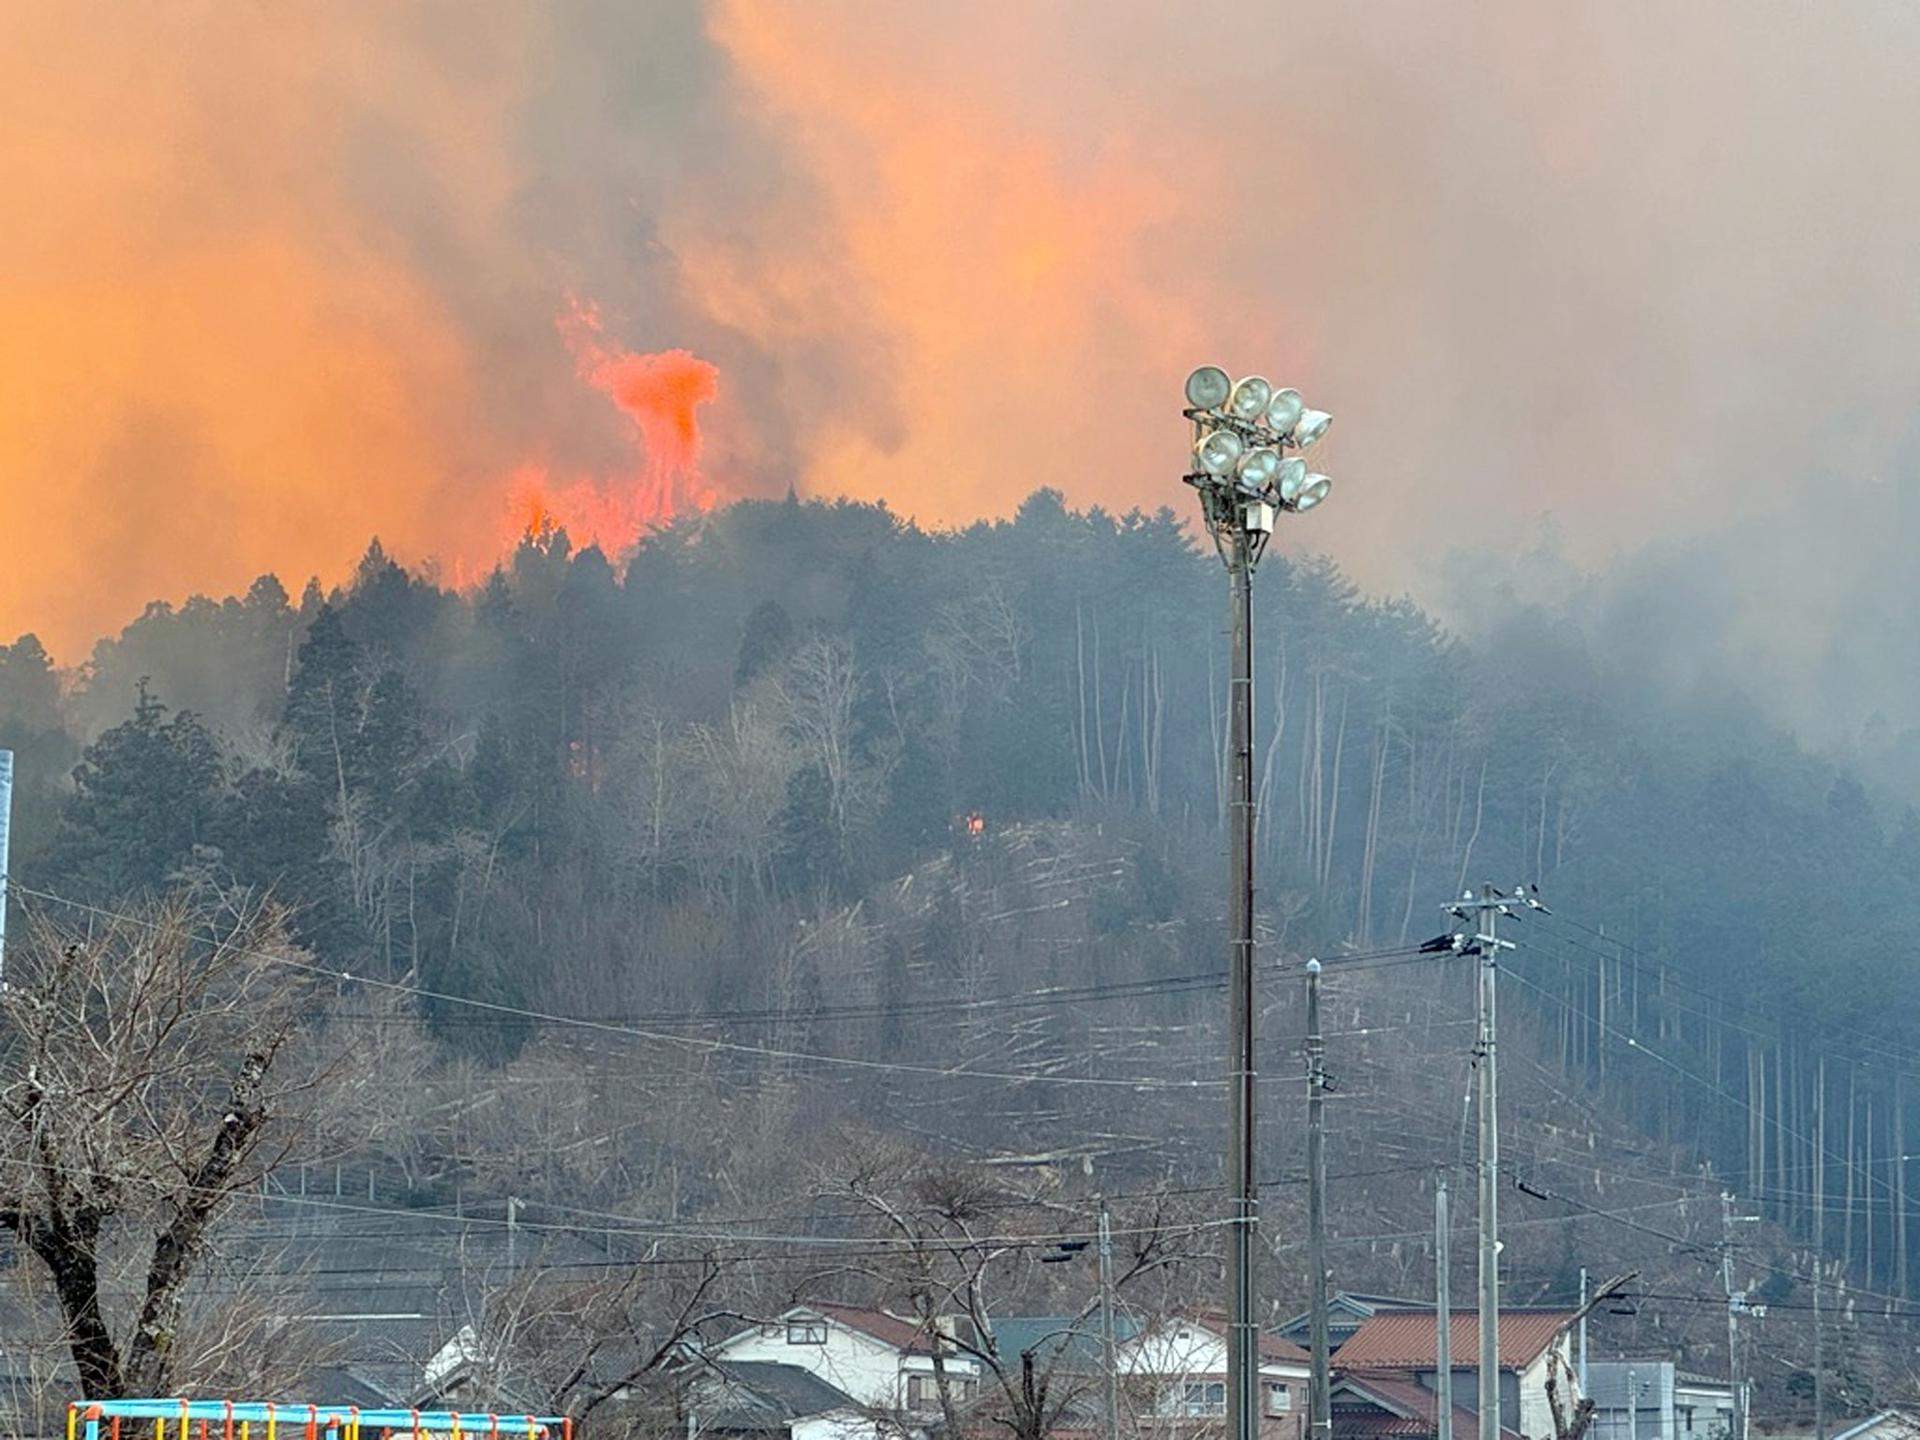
1443, 885, 1537, 1440
1181, 363, 1336, 1440
1437, 1175, 1453, 1440
1814, 1063, 1826, 1440
1578, 1267, 1589, 1393
1307, 958, 1331, 1440
1627, 1372, 1638, 1440
0, 747, 13, 986
1721, 1192, 1751, 1440
1475, 884, 1504, 1440
1814, 1258, 1825, 1440
1099, 1194, 1120, 1440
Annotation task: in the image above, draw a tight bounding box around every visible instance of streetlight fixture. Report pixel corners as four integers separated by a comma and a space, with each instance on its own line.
1180, 365, 1338, 1440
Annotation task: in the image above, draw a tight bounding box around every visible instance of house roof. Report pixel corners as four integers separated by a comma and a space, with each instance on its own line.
1333, 1310, 1575, 1372
1333, 1373, 1520, 1440
989, 1316, 1144, 1369
1281, 1294, 1433, 1346
1185, 1311, 1311, 1364
807, 1302, 940, 1355
1675, 1371, 1731, 1390
697, 1361, 862, 1427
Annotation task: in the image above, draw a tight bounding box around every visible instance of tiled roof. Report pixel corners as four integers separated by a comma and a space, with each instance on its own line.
1334, 1373, 1521, 1440
1333, 1310, 1575, 1372
809, 1302, 939, 1355
1188, 1311, 1312, 1364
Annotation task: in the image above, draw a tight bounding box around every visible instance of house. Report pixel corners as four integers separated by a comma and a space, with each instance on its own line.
706, 1304, 983, 1418
1279, 1295, 1432, 1357
1331, 1308, 1579, 1440
1331, 1371, 1519, 1440
1586, 1363, 1734, 1440
686, 1360, 873, 1440
1118, 1312, 1313, 1439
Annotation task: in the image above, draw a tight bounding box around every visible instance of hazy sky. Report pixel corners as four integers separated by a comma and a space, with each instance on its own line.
6, 0, 1920, 740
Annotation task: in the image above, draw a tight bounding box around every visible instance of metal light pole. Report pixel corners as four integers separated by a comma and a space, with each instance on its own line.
1182, 365, 1335, 1440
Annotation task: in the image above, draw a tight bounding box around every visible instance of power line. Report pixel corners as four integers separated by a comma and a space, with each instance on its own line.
12, 881, 1439, 1088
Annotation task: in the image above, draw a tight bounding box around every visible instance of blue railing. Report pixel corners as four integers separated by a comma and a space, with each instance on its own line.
69, 1401, 572, 1440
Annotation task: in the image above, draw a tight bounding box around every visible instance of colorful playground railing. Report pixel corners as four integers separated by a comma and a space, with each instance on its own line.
69, 1401, 573, 1440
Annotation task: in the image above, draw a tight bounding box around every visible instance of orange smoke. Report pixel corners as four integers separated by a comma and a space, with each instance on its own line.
503, 307, 722, 556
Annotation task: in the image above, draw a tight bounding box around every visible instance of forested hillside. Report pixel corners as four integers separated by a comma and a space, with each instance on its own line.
4, 490, 1919, 1406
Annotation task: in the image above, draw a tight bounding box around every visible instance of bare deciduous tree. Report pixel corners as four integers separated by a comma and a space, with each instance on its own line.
0, 890, 337, 1397
819, 1140, 1206, 1440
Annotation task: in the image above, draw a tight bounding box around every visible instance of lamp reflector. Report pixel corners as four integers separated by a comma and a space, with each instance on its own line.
1266, 388, 1304, 436
1228, 375, 1272, 421
1237, 446, 1280, 490
1185, 366, 1232, 410
1294, 408, 1332, 449
1295, 474, 1332, 511
1277, 457, 1308, 503
1194, 428, 1244, 477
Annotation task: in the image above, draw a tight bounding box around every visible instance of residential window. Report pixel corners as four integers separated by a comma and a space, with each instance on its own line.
787, 1320, 828, 1345
1184, 1382, 1227, 1418
907, 1376, 972, 1411
1266, 1384, 1292, 1416
1681, 1409, 1695, 1434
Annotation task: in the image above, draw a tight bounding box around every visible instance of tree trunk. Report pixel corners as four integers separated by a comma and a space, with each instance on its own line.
37, 1225, 125, 1398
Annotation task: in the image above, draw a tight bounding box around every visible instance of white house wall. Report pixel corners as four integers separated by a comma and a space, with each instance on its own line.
792, 1414, 889, 1440
1122, 1325, 1308, 1380
710, 1317, 974, 1411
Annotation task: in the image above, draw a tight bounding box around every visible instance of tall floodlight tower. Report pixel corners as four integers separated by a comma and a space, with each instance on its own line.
1181, 367, 1335, 1440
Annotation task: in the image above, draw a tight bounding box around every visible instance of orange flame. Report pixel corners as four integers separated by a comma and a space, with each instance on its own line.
502, 302, 722, 555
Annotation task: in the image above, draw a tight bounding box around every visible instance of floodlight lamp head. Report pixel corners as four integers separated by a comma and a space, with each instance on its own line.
1266, 388, 1304, 436
1294, 408, 1332, 449
1185, 365, 1232, 411
1276, 456, 1307, 504
1228, 375, 1272, 421
1194, 427, 1244, 477
1236, 446, 1280, 492
1295, 474, 1332, 511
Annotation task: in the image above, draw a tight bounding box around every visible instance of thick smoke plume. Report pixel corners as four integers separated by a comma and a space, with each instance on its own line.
5, 0, 1920, 755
